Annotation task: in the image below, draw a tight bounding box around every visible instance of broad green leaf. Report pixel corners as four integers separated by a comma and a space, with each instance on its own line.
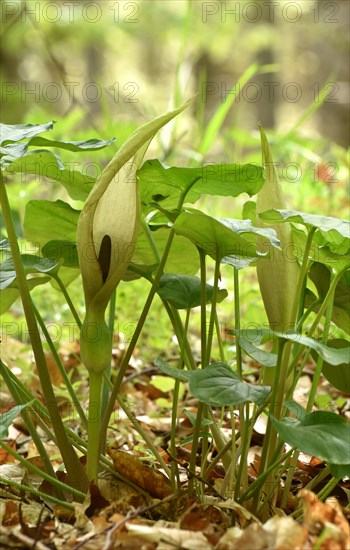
313, 230, 350, 256
133, 226, 199, 275
256, 127, 299, 332
123, 262, 158, 282
157, 274, 228, 309
189, 363, 270, 406
1, 138, 115, 167
283, 334, 350, 365
50, 266, 79, 291
138, 159, 264, 209
18, 135, 116, 152
260, 209, 350, 254
182, 409, 213, 427
42, 240, 79, 269
307, 262, 350, 334
0, 276, 51, 315
242, 200, 256, 223
284, 400, 306, 421
24, 200, 80, 248
0, 122, 54, 145
220, 218, 280, 250
312, 339, 350, 393
235, 334, 277, 367
221, 255, 256, 270
173, 210, 267, 261
0, 402, 35, 437
0, 255, 60, 289
4, 151, 94, 201
271, 411, 350, 465
329, 463, 350, 478
292, 227, 350, 273
1, 118, 114, 160
232, 329, 350, 366
154, 357, 191, 382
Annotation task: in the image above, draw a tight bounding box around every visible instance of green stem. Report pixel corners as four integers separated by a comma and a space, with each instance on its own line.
100, 289, 116, 455
199, 248, 207, 367
0, 173, 88, 493
142, 217, 161, 263
99, 227, 176, 443
170, 308, 191, 489
52, 274, 82, 328
207, 409, 231, 471
282, 275, 337, 507
0, 440, 86, 500
205, 255, 221, 366
259, 227, 317, 508
0, 359, 62, 496
304, 465, 331, 493
115, 394, 171, 478
253, 338, 285, 514
306, 279, 335, 412
233, 267, 248, 498
317, 476, 340, 502
204, 430, 238, 481
0, 477, 75, 511
33, 304, 88, 428
215, 312, 225, 362
100, 178, 201, 442
162, 301, 197, 371
289, 227, 316, 329
86, 370, 103, 482
307, 268, 345, 338
225, 408, 236, 496
188, 402, 204, 495
280, 450, 299, 509
240, 448, 293, 505
233, 268, 243, 377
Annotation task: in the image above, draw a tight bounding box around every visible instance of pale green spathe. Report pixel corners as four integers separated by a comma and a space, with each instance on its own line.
77, 98, 194, 318
256, 126, 300, 332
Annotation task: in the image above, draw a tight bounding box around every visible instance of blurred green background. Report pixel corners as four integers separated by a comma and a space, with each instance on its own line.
1, 0, 349, 143
1, 0, 349, 361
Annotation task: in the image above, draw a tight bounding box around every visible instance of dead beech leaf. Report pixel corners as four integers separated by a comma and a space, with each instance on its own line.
204, 496, 259, 529
180, 503, 229, 547
301, 489, 350, 541
126, 522, 212, 549
0, 440, 15, 465
217, 523, 270, 549
107, 448, 172, 499
264, 516, 308, 549
1, 500, 20, 526
85, 482, 110, 517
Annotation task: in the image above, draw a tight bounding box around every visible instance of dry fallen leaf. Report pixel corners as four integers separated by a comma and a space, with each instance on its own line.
107, 447, 172, 499
126, 521, 212, 549
301, 489, 350, 543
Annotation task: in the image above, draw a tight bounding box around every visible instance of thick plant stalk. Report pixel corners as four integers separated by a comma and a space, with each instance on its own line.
256, 126, 300, 335
0, 173, 88, 494
255, 128, 300, 516
77, 98, 195, 482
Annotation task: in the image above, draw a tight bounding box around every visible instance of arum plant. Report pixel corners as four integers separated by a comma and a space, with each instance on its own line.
1, 112, 349, 519
253, 127, 300, 516
76, 99, 194, 482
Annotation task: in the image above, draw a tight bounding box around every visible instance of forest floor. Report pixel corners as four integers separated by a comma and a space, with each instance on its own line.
1, 333, 349, 549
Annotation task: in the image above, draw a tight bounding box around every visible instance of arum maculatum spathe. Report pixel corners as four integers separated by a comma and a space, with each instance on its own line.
77, 99, 194, 375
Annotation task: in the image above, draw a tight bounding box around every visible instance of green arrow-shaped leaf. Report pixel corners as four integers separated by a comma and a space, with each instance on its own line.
260, 208, 350, 254
271, 411, 350, 466
157, 274, 228, 309
189, 362, 270, 406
